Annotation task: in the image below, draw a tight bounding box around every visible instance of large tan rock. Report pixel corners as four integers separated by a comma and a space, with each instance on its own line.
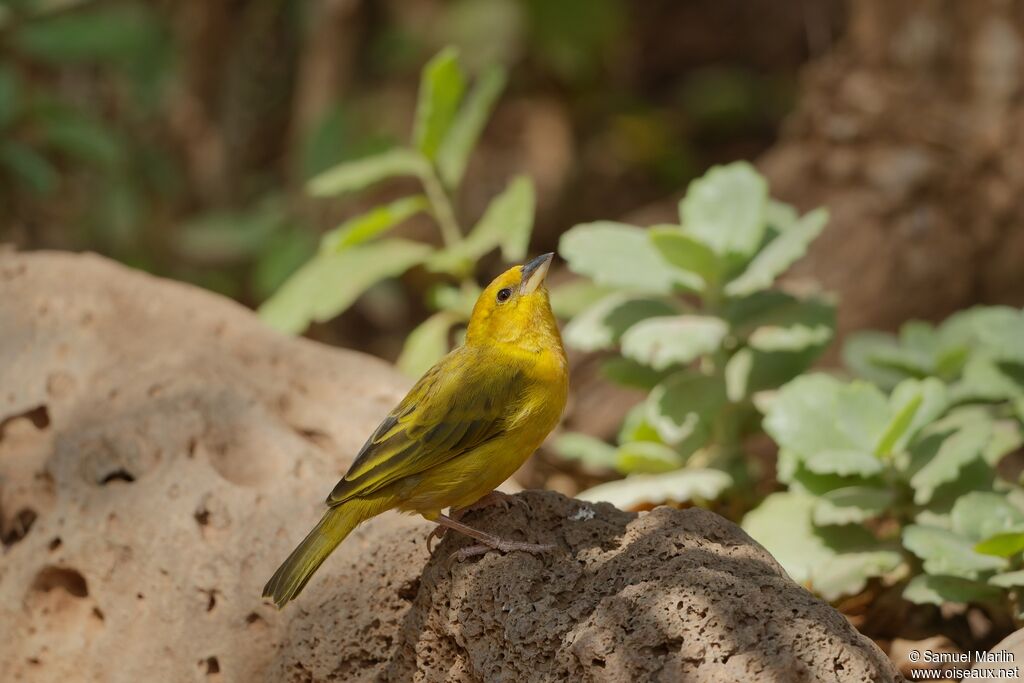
0, 251, 901, 682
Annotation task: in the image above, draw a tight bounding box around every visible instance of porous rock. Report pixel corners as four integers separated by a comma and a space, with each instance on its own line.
0, 251, 901, 682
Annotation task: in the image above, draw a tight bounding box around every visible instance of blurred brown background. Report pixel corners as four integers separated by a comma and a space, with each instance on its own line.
3, 0, 1024, 360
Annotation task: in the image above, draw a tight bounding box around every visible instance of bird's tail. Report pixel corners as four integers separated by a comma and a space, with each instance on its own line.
262, 498, 382, 608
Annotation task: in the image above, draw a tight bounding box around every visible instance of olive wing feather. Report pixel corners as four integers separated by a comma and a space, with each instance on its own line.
327, 350, 524, 505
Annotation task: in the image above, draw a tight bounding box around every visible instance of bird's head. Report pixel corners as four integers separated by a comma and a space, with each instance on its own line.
466, 253, 558, 347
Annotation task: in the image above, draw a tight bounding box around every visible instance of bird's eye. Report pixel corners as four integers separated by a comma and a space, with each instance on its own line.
496, 287, 512, 303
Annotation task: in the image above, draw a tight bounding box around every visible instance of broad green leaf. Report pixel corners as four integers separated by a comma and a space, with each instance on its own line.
320, 196, 428, 252
579, 468, 732, 509
647, 372, 724, 446
258, 239, 432, 334
874, 390, 922, 458
252, 229, 318, 299
396, 312, 458, 378
812, 487, 895, 526
764, 199, 798, 231
40, 112, 123, 168
725, 348, 753, 401
679, 161, 768, 257
563, 293, 677, 352
975, 533, 1024, 558
547, 280, 615, 319
951, 492, 1024, 541
13, 5, 162, 64
617, 403, 663, 444
803, 450, 883, 477
621, 315, 727, 370
437, 64, 506, 187
763, 374, 890, 459
649, 227, 720, 291
812, 551, 903, 602
968, 306, 1024, 363
307, 149, 428, 197
990, 569, 1024, 587
725, 290, 835, 342
742, 492, 877, 585
601, 357, 673, 390
428, 175, 535, 271
560, 221, 697, 293
724, 208, 828, 297
883, 378, 947, 455
413, 47, 466, 159
985, 419, 1023, 467
952, 355, 1024, 403
615, 441, 686, 474
910, 420, 992, 505
428, 283, 480, 318
176, 200, 284, 263
904, 574, 1003, 606
553, 432, 618, 470
0, 140, 57, 194
748, 324, 831, 352
842, 332, 909, 390
902, 525, 1007, 578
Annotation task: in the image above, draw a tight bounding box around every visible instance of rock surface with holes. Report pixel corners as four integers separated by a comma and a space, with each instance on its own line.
0, 250, 425, 682
0, 251, 901, 682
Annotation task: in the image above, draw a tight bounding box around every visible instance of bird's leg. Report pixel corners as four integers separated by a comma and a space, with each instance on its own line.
434, 513, 554, 562
425, 490, 523, 552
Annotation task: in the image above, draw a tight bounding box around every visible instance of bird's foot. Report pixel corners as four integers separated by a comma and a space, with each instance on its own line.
425, 491, 525, 553
450, 539, 555, 563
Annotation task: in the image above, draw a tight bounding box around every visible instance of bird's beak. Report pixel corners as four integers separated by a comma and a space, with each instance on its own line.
520, 252, 553, 295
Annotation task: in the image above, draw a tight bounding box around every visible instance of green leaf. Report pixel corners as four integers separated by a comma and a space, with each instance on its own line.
812, 487, 895, 526
614, 441, 686, 474
910, 420, 992, 505
413, 47, 466, 160
621, 315, 727, 370
176, 200, 284, 263
763, 374, 891, 459
725, 290, 834, 344
307, 148, 428, 197
679, 161, 768, 257
975, 533, 1024, 558
812, 551, 903, 602
724, 208, 828, 297
904, 575, 1004, 606
969, 306, 1024, 364
649, 226, 720, 291
437, 64, 506, 187
428, 283, 480, 318
579, 468, 732, 509
427, 175, 535, 272
617, 403, 663, 444
882, 378, 948, 455
803, 450, 883, 477
553, 432, 618, 470
601, 357, 673, 390
40, 111, 123, 168
742, 492, 877, 586
474, 175, 535, 261
989, 569, 1024, 587
647, 372, 724, 446
563, 293, 678, 352
902, 525, 1007, 578
0, 140, 57, 195
842, 332, 910, 390
258, 239, 432, 334
952, 355, 1024, 403
320, 196, 428, 252
951, 492, 1024, 541
748, 323, 832, 352
560, 221, 698, 293
396, 312, 458, 378
547, 280, 615, 319
13, 5, 162, 64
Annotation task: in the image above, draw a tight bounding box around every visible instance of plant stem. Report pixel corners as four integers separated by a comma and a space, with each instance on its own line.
421, 165, 462, 248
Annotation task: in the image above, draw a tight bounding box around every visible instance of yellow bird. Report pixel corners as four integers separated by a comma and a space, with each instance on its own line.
263, 253, 568, 608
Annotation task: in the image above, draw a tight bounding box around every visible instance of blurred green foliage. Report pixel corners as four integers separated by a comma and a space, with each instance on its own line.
746, 307, 1024, 616
555, 162, 833, 508
260, 47, 537, 377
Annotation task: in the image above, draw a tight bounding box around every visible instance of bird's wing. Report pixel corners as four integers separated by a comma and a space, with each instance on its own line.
327, 349, 525, 506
